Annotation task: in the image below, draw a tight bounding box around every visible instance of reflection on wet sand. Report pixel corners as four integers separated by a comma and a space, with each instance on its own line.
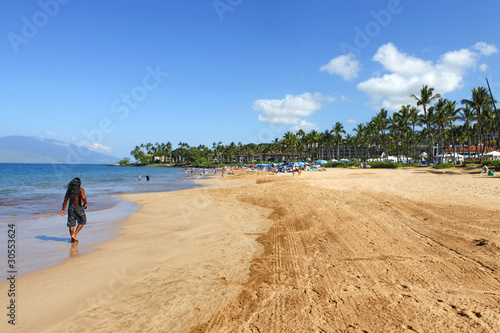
70, 242, 79, 257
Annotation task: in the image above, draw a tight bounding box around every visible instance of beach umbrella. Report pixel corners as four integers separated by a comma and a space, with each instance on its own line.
315, 160, 327, 164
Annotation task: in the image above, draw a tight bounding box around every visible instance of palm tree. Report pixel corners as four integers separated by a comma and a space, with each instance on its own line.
228, 142, 236, 162
295, 129, 305, 161
481, 104, 496, 149
237, 142, 243, 161
305, 130, 317, 159
246, 143, 256, 162
398, 105, 412, 160
283, 131, 297, 161
321, 129, 334, 160
457, 105, 476, 159
313, 130, 322, 159
353, 123, 367, 160
408, 105, 420, 161
366, 121, 379, 157
332, 122, 346, 160
374, 109, 389, 156
388, 112, 401, 161
145, 142, 153, 155
345, 134, 354, 159
462, 87, 489, 161
455, 125, 468, 153
411, 85, 441, 160
444, 100, 459, 163
433, 98, 447, 157
213, 141, 223, 162
168, 142, 173, 162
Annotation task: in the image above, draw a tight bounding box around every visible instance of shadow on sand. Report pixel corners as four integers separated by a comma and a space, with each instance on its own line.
35, 235, 72, 243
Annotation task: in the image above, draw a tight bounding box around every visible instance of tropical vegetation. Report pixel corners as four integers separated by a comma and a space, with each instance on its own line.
127, 85, 499, 166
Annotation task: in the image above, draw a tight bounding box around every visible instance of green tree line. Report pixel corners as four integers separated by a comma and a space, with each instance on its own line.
127, 85, 499, 165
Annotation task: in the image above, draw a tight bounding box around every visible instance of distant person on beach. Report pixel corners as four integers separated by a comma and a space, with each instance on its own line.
138, 174, 141, 181
61, 177, 87, 243
146, 175, 150, 181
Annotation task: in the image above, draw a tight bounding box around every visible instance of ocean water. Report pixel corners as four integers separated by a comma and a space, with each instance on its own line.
0, 163, 204, 276
0, 163, 200, 222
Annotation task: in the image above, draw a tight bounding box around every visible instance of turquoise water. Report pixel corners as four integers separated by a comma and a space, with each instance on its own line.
0, 163, 203, 276
0, 163, 199, 222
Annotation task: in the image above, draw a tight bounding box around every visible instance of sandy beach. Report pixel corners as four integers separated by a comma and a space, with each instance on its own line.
2, 167, 499, 332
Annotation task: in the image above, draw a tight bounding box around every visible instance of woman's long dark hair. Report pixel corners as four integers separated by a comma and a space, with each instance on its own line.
66, 178, 81, 202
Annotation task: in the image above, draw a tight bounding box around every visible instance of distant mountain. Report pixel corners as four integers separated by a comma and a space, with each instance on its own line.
0, 136, 120, 164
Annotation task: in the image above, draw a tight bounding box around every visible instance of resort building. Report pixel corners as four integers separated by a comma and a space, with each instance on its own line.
235, 152, 299, 163
443, 145, 498, 157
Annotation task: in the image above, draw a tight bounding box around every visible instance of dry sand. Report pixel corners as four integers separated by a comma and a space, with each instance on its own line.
1, 167, 499, 332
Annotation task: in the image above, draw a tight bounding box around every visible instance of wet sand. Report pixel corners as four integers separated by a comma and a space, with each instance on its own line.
0, 199, 139, 277
1, 167, 499, 332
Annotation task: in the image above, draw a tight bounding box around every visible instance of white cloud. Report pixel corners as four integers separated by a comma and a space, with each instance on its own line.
320, 54, 360, 81
479, 63, 488, 72
46, 130, 57, 137
291, 120, 319, 132
346, 118, 357, 124
357, 42, 497, 110
341, 95, 352, 102
253, 92, 324, 126
473, 42, 498, 56
438, 48, 477, 71
80, 142, 113, 153
51, 141, 69, 147
373, 43, 434, 76
325, 95, 337, 102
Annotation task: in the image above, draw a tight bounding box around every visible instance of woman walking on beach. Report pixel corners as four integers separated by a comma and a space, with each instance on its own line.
61, 177, 87, 243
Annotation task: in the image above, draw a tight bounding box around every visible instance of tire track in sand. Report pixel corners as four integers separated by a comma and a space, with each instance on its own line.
188, 172, 500, 332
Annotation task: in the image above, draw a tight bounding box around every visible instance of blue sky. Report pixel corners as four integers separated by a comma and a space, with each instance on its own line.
1, 0, 499, 159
